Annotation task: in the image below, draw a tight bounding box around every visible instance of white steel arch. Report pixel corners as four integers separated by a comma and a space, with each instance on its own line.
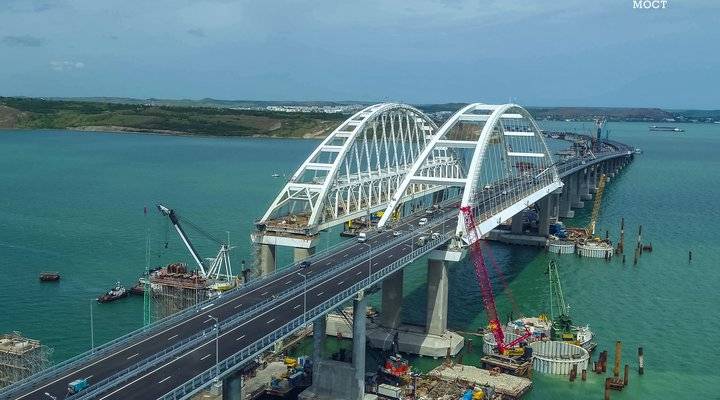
378, 103, 561, 242
258, 103, 464, 234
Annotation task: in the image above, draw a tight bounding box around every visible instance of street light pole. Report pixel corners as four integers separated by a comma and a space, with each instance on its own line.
89, 299, 95, 354
208, 315, 219, 381
297, 272, 307, 324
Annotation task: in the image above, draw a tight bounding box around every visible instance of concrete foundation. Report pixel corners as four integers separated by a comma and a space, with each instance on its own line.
258, 244, 276, 276
425, 259, 448, 336
487, 230, 548, 247
325, 315, 464, 358
380, 271, 403, 330
299, 360, 359, 400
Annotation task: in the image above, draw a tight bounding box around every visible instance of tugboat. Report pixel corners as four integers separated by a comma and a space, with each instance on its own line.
97, 282, 128, 303
39, 272, 61, 282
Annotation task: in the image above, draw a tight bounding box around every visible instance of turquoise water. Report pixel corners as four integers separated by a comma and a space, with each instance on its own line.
1, 123, 719, 398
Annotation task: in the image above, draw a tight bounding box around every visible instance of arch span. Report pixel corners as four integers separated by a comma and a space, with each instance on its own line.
258, 103, 464, 235
378, 103, 561, 242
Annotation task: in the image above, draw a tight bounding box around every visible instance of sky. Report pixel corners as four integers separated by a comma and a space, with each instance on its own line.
0, 0, 718, 109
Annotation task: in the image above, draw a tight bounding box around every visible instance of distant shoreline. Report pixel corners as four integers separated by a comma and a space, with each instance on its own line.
0, 126, 323, 140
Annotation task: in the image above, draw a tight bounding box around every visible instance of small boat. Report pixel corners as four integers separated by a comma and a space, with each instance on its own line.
649, 125, 684, 132
634, 148, 643, 154
97, 282, 128, 303
271, 173, 280, 178
129, 280, 146, 295
39, 272, 61, 282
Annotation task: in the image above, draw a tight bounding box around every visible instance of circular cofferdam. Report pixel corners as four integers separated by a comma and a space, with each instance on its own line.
576, 242, 614, 258
482, 329, 522, 355
548, 241, 575, 254
529, 341, 589, 375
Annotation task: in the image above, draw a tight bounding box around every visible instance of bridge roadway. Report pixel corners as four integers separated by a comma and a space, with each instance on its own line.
7, 141, 632, 400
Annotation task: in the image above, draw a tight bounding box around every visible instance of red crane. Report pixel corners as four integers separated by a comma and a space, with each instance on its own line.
460, 205, 531, 355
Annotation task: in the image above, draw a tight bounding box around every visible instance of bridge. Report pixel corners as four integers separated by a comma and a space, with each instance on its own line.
2, 103, 635, 400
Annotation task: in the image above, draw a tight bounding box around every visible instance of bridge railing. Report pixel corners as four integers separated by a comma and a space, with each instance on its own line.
157, 230, 455, 400
67, 210, 459, 399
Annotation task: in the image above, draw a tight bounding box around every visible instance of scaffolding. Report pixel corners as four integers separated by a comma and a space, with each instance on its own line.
0, 332, 51, 389
149, 263, 210, 322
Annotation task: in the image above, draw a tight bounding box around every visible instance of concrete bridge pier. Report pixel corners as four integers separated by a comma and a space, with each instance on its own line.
294, 246, 316, 263
589, 166, 598, 193
569, 173, 584, 209
536, 195, 551, 237
352, 291, 368, 399
426, 259, 448, 335
580, 169, 592, 201
549, 190, 561, 223
511, 212, 524, 234
381, 270, 403, 330
558, 185, 574, 218
259, 244, 276, 276
222, 370, 244, 400
312, 316, 326, 383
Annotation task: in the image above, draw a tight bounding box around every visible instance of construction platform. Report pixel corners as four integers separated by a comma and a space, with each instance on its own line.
325, 314, 464, 357
0, 333, 51, 389
428, 364, 532, 399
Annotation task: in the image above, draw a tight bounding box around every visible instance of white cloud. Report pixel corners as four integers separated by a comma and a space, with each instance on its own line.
50, 60, 84, 71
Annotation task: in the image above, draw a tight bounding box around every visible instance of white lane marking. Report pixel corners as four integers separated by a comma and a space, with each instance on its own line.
388, 254, 394, 259
126, 353, 139, 360
261, 291, 269, 296
293, 304, 301, 310
234, 303, 243, 309
236, 335, 246, 342
356, 271, 363, 276
266, 318, 275, 324
200, 303, 215, 311
157, 376, 172, 384
316, 291, 324, 297
344, 253, 349, 258
57, 273, 297, 400
203, 318, 213, 323
337, 281, 345, 286
86, 375, 94, 380
285, 280, 293, 285
200, 354, 212, 361
373, 262, 379, 266
167, 334, 178, 341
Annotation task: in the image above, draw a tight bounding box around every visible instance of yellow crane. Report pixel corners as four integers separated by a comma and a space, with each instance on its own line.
588, 174, 607, 236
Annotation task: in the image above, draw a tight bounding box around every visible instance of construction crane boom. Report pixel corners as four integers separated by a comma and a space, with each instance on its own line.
460, 205, 531, 354
588, 174, 607, 236
157, 204, 206, 275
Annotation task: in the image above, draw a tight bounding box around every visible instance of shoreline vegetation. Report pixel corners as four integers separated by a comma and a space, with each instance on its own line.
1, 96, 718, 139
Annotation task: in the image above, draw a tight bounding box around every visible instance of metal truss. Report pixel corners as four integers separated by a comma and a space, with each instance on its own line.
378, 103, 562, 242
259, 103, 463, 233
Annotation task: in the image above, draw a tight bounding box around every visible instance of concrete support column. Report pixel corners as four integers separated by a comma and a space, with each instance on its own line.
537, 196, 551, 237
425, 259, 449, 336
549, 192, 560, 222
259, 244, 276, 276
222, 371, 244, 400
580, 170, 592, 201
293, 246, 315, 263
381, 270, 403, 330
352, 292, 368, 400
570, 173, 584, 208
511, 212, 524, 234
558, 183, 574, 218
312, 316, 326, 384
589, 167, 598, 193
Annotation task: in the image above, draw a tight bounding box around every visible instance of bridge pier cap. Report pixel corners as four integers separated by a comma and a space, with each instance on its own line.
376, 103, 561, 245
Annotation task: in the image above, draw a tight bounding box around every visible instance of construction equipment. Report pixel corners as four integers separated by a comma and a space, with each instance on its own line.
156, 204, 233, 283
587, 174, 607, 236
460, 206, 531, 356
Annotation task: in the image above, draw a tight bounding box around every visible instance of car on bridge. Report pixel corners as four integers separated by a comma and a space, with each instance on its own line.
418, 217, 428, 226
